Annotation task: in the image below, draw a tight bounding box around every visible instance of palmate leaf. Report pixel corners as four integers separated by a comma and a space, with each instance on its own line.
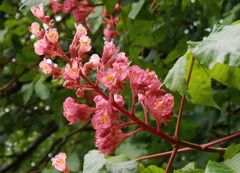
164, 51, 218, 108
164, 53, 188, 96
187, 56, 219, 108
224, 153, 240, 173
82, 150, 138, 173
191, 24, 240, 68
139, 165, 164, 173
211, 64, 240, 90
205, 161, 235, 173
83, 150, 106, 173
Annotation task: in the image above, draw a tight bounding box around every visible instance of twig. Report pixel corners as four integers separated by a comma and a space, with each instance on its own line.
165, 57, 195, 172
136, 130, 240, 161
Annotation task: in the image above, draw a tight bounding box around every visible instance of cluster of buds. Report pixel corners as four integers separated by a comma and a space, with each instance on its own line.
102, 3, 120, 41
48, 0, 120, 41
48, 0, 93, 23
30, 3, 174, 169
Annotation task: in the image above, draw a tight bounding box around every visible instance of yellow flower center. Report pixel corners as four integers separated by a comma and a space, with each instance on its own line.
100, 114, 110, 123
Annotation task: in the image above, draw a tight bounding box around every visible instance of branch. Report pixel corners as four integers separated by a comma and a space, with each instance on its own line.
135, 130, 240, 161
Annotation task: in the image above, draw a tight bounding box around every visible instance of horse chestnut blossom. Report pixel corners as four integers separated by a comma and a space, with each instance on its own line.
48, 0, 93, 23
102, 3, 121, 41
63, 97, 94, 124
30, 3, 174, 157
51, 152, 69, 173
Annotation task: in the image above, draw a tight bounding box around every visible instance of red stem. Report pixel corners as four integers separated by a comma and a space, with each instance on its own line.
174, 58, 195, 139
124, 128, 143, 138
136, 130, 240, 161
202, 130, 240, 149
165, 57, 195, 173
165, 146, 178, 173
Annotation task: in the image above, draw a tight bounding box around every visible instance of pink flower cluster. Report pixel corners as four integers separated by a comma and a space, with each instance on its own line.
92, 95, 126, 154
102, 3, 120, 41
48, 0, 93, 23
30, 3, 174, 156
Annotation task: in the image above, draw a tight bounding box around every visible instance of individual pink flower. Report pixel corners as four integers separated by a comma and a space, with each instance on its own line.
51, 152, 68, 172
112, 61, 129, 81
83, 54, 100, 74
45, 28, 59, 44
63, 97, 94, 124
63, 80, 79, 89
48, 1, 62, 13
91, 111, 112, 129
101, 42, 118, 65
31, 3, 45, 18
29, 22, 41, 37
63, 60, 80, 80
97, 69, 117, 90
147, 94, 174, 125
78, 35, 91, 53
114, 94, 125, 107
31, 3, 51, 24
114, 3, 121, 11
39, 59, 61, 79
94, 95, 112, 113
39, 58, 54, 74
76, 24, 87, 36
34, 39, 48, 55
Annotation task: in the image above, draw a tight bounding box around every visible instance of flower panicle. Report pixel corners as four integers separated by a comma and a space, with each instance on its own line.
30, 3, 174, 157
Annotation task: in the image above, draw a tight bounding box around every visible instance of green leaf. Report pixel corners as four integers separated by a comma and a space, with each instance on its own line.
128, 0, 145, 19
187, 57, 219, 108
224, 153, 240, 172
139, 165, 164, 173
22, 0, 50, 7
67, 153, 80, 172
211, 64, 240, 90
164, 54, 188, 96
174, 162, 204, 173
115, 142, 147, 159
224, 144, 240, 160
205, 161, 235, 173
106, 155, 138, 173
21, 83, 34, 104
191, 24, 240, 68
88, 6, 103, 34
34, 77, 50, 100
83, 150, 106, 173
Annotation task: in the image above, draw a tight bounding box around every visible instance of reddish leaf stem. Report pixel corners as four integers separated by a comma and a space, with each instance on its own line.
174, 57, 195, 139
165, 145, 178, 173
136, 130, 240, 161
202, 130, 240, 149
165, 57, 195, 172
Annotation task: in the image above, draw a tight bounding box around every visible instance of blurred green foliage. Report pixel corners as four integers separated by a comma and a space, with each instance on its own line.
0, 0, 240, 172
